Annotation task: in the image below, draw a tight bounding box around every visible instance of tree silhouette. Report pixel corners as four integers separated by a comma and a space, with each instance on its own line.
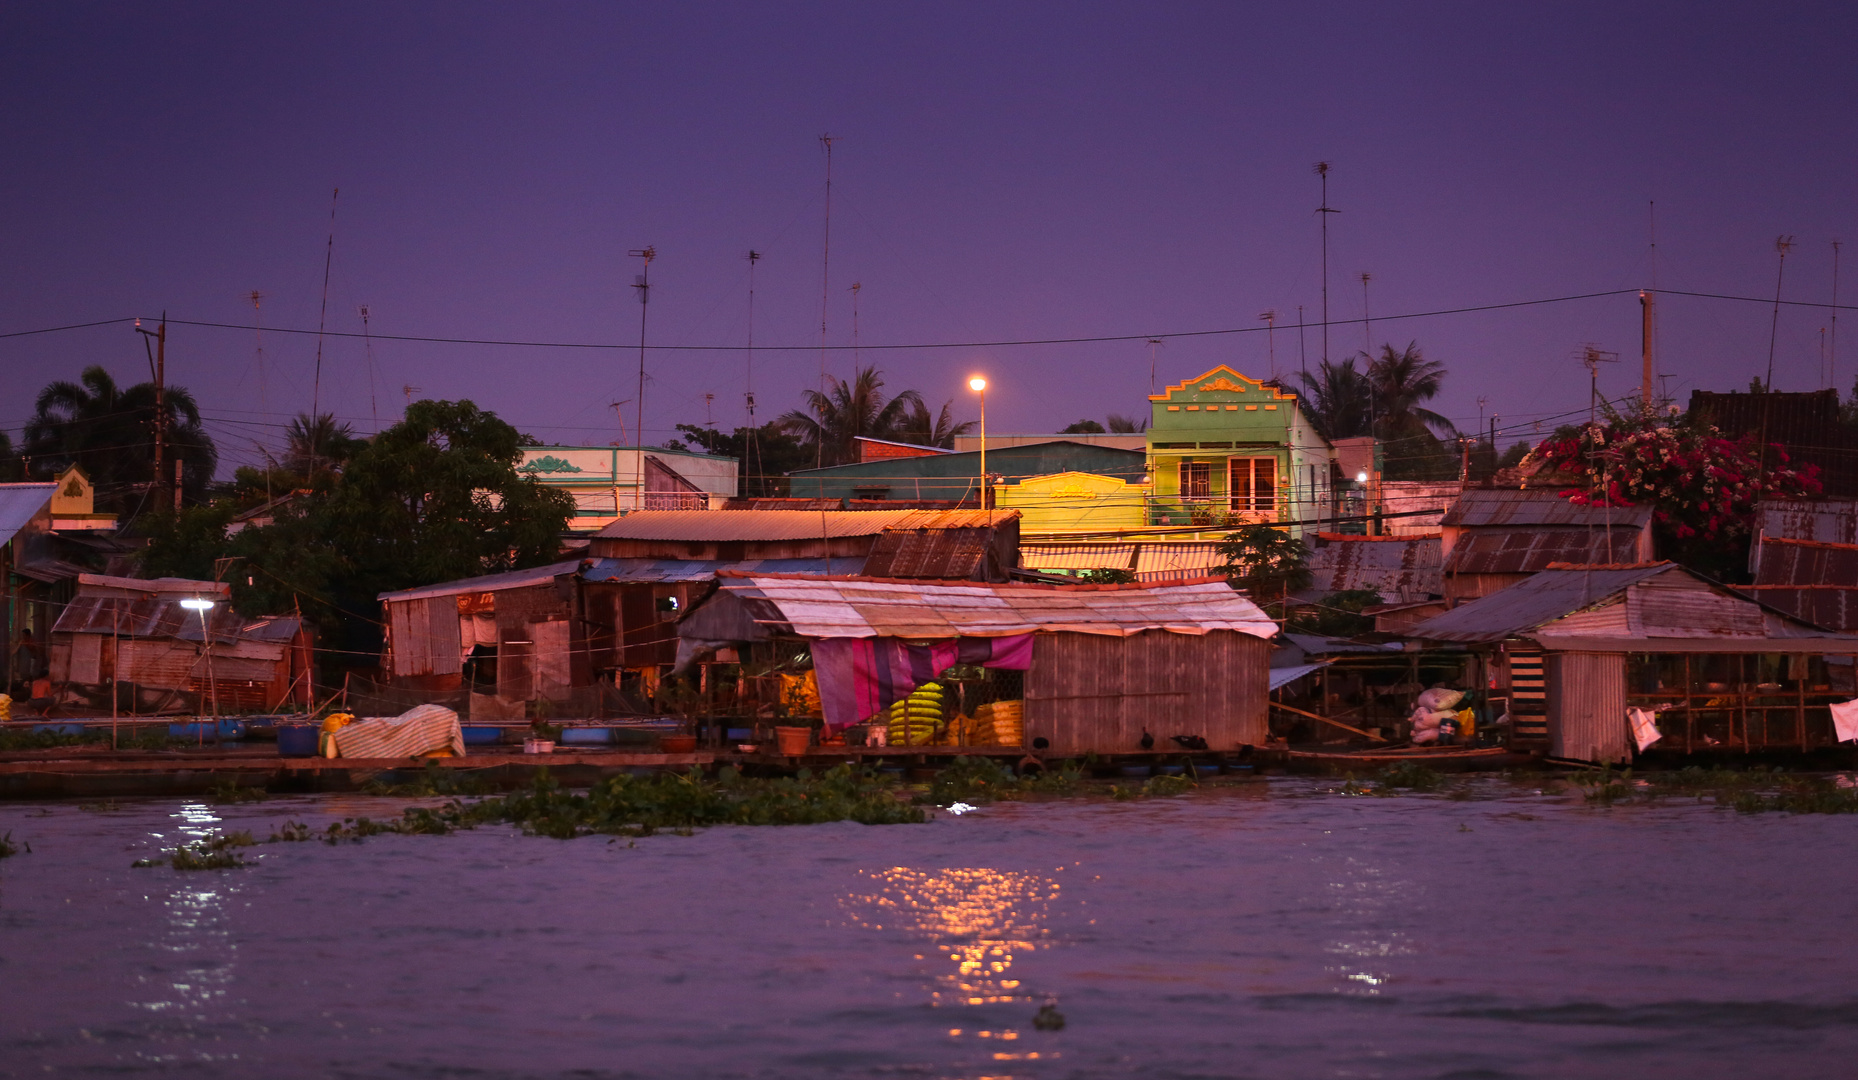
24, 365, 217, 511
777, 366, 924, 466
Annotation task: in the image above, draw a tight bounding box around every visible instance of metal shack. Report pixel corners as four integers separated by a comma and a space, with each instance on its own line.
47, 575, 313, 712
677, 573, 1279, 755
378, 559, 584, 702
1439, 489, 1652, 605
1742, 498, 1858, 632
1408, 562, 1858, 762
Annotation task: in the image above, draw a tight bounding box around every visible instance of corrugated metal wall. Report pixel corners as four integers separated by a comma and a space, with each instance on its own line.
1025, 630, 1267, 754
1548, 651, 1628, 763
387, 597, 463, 678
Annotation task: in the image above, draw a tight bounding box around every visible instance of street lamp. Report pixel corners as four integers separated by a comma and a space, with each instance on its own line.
179, 598, 218, 746
968, 376, 987, 509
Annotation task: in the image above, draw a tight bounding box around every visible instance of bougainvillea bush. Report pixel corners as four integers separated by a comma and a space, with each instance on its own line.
1527, 409, 1821, 580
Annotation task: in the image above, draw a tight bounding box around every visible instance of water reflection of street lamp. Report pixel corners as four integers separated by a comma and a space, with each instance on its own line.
968, 376, 987, 508
179, 598, 217, 746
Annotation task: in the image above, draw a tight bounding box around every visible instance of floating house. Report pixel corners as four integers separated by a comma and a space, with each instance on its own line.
1407, 562, 1858, 762
376, 510, 1023, 709
676, 573, 1279, 755
1743, 498, 1858, 631
46, 575, 313, 712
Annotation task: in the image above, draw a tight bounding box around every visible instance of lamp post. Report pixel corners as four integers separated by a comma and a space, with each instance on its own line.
179, 597, 218, 747
968, 376, 988, 509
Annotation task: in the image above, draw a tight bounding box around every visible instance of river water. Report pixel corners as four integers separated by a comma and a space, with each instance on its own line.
2, 778, 1856, 1079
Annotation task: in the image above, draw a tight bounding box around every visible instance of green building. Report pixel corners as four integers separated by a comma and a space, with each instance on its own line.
1145, 365, 1337, 538
787, 440, 1147, 503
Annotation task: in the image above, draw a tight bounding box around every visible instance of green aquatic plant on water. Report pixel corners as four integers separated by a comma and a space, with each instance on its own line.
1576, 766, 1637, 805
925, 757, 1085, 805
0, 728, 104, 751
361, 760, 493, 797
0, 831, 23, 858
1573, 764, 1858, 814
133, 830, 257, 870
1377, 762, 1446, 792
1729, 777, 1858, 815
207, 777, 268, 803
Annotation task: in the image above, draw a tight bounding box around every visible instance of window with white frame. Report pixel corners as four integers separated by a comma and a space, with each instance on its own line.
1228, 457, 1277, 513
1179, 461, 1212, 500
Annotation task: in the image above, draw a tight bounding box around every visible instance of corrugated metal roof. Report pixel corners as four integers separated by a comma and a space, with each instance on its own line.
708, 574, 1278, 639
1756, 499, 1858, 546
1270, 661, 1330, 690
1133, 543, 1224, 581
1020, 543, 1139, 571
75, 574, 232, 596
1409, 564, 1676, 643
1440, 489, 1653, 529
1282, 632, 1406, 655
580, 557, 863, 583
53, 594, 245, 642
592, 508, 1017, 542
1691, 389, 1858, 497
1442, 529, 1640, 574
1739, 586, 1858, 631
0, 483, 55, 548
377, 559, 583, 602
1754, 537, 1858, 586
1307, 535, 1442, 598
862, 526, 996, 579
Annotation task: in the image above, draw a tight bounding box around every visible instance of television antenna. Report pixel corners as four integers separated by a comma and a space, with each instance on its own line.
1259, 311, 1277, 379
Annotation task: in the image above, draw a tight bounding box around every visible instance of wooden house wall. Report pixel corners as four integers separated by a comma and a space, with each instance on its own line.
1024, 629, 1267, 754
386, 597, 463, 678
491, 582, 577, 699
583, 581, 700, 673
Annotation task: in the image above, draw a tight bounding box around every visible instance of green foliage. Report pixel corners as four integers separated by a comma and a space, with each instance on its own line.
1288, 589, 1383, 636
1061, 419, 1107, 434
926, 757, 1084, 804
360, 760, 495, 797
140, 399, 573, 650
24, 364, 218, 512
1215, 524, 1311, 616
1730, 780, 1858, 815
1075, 567, 1138, 585
1142, 772, 1195, 797
1376, 761, 1445, 792
134, 831, 256, 870
776, 366, 974, 466
0, 727, 104, 751
206, 778, 268, 803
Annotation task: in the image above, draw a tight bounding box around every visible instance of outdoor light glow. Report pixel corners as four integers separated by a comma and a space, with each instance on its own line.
179, 598, 216, 612
1355, 471, 1369, 484
968, 376, 986, 392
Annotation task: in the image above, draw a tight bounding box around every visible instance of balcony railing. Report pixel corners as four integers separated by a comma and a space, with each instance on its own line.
1145, 496, 1283, 528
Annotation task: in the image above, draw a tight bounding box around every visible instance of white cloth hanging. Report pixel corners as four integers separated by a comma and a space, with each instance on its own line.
1628, 706, 1662, 752
1829, 698, 1858, 744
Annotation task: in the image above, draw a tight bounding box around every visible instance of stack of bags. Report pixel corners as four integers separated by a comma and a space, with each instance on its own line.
0, 693, 10, 721
967, 700, 1024, 746
1409, 688, 1465, 746
884, 682, 946, 746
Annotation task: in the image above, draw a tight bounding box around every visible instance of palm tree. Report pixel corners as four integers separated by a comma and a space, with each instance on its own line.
777, 366, 923, 466
24, 365, 217, 510
1367, 341, 1456, 440
1105, 413, 1147, 433
1297, 357, 1374, 443
283, 412, 361, 477
893, 397, 976, 449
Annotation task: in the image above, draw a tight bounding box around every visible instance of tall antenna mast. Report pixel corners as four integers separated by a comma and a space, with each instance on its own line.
745, 249, 761, 498
629, 245, 655, 505
1314, 162, 1338, 368
360, 305, 379, 431
1296, 304, 1307, 384
850, 281, 862, 369
250, 291, 271, 503
310, 187, 339, 477
1832, 240, 1842, 392
1259, 312, 1277, 380
1767, 235, 1794, 389
816, 134, 837, 467
1146, 338, 1163, 396
1359, 272, 1372, 354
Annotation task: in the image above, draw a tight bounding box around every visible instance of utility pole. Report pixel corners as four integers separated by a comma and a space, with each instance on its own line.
1767, 235, 1794, 390
135, 315, 167, 509
1259, 312, 1277, 380
1832, 240, 1842, 392
1360, 272, 1373, 354
1640, 290, 1655, 408
1147, 338, 1163, 396
629, 246, 655, 509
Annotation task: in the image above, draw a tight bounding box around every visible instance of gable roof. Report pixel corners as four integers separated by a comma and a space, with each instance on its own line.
0, 483, 55, 548
378, 559, 583, 602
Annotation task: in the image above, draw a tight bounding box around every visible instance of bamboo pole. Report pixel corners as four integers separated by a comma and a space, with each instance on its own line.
1270, 700, 1388, 742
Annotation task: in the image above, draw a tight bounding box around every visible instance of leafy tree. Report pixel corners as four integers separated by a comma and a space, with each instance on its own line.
893, 397, 976, 448
283, 412, 363, 477
1075, 567, 1138, 584
24, 365, 217, 512
1061, 419, 1107, 434
777, 366, 923, 467
1288, 589, 1384, 637
0, 429, 20, 481
1297, 357, 1374, 442
1366, 341, 1456, 442
1214, 524, 1311, 619
1105, 413, 1147, 433
142, 400, 573, 663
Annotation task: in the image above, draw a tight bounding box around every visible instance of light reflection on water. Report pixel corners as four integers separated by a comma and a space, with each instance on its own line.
842, 866, 1063, 1008
1321, 855, 1418, 995
126, 804, 246, 1066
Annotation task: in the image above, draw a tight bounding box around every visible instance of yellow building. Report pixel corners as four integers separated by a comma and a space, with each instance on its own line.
993, 471, 1148, 535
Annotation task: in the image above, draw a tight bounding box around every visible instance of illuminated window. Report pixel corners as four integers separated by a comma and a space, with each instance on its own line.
1228, 457, 1276, 513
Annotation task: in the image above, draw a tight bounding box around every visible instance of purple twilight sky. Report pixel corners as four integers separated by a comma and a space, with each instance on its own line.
3, 2, 1856, 473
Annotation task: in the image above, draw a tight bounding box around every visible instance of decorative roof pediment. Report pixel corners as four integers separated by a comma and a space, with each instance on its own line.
1150, 365, 1297, 403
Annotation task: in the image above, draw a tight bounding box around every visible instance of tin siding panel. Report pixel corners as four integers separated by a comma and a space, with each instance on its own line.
426, 597, 463, 676
388, 600, 431, 677
1022, 630, 1266, 755
68, 633, 102, 684
1548, 651, 1628, 763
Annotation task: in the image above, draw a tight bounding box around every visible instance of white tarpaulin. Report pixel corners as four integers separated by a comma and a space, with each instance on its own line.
331, 704, 466, 759
1831, 698, 1858, 744
1627, 706, 1662, 752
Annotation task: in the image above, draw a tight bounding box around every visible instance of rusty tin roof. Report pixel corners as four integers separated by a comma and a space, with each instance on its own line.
1440, 489, 1652, 529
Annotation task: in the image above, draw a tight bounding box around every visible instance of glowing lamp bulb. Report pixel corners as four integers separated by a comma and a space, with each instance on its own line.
1356, 471, 1369, 484
968, 377, 987, 392
179, 598, 216, 612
